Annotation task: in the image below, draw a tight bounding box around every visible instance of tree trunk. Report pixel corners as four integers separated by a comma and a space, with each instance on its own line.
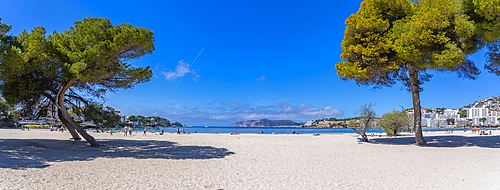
56, 80, 100, 147
361, 119, 371, 136
407, 61, 426, 145
351, 128, 359, 134
57, 109, 81, 140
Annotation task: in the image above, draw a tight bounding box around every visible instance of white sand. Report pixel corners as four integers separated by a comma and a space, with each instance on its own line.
1, 128, 500, 189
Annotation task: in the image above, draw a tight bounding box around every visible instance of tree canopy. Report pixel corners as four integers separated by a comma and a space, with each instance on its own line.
337, 0, 480, 88
336, 0, 499, 145
81, 104, 122, 128
125, 115, 173, 127
0, 17, 154, 146
463, 0, 500, 75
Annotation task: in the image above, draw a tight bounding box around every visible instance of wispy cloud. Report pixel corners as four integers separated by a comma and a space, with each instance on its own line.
210, 103, 343, 120
222, 100, 250, 110
256, 75, 267, 81
115, 102, 344, 125
160, 60, 196, 80
297, 104, 313, 109
206, 100, 217, 105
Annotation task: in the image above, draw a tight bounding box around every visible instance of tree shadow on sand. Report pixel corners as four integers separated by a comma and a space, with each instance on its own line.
0, 138, 235, 169
368, 135, 500, 148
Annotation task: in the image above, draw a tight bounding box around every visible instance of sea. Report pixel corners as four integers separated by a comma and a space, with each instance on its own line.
105, 126, 474, 134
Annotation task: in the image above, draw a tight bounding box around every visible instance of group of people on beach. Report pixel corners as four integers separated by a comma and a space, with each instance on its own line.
469, 127, 493, 135
357, 133, 369, 142
123, 126, 133, 136
49, 126, 65, 132
256, 131, 299, 135
121, 126, 188, 136
143, 127, 165, 136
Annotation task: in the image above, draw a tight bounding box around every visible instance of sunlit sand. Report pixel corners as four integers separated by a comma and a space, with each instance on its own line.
1, 128, 499, 189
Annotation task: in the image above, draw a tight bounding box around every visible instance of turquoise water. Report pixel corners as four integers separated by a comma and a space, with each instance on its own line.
105, 126, 415, 134
102, 126, 498, 134
162, 126, 385, 134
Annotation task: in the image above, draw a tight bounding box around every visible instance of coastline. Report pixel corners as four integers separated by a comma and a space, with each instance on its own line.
1, 128, 500, 189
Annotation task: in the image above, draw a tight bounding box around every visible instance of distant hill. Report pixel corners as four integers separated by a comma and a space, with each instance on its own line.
231, 119, 304, 127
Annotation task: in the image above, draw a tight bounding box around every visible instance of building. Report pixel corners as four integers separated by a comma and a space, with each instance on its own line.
467, 107, 488, 119
420, 109, 469, 128
467, 105, 500, 126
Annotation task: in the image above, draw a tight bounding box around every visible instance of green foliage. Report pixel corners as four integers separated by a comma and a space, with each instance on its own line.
82, 104, 121, 128
0, 99, 11, 115
68, 108, 77, 116
8, 110, 20, 121
0, 18, 16, 56
0, 18, 12, 35
74, 117, 83, 124
446, 118, 455, 125
126, 115, 172, 126
127, 115, 137, 121
49, 17, 154, 88
134, 115, 147, 126
316, 117, 357, 123
336, 0, 494, 145
379, 109, 412, 136
152, 116, 171, 126
337, 0, 481, 89
0, 17, 154, 121
458, 109, 467, 118
462, 0, 500, 75
435, 108, 446, 114
141, 117, 151, 126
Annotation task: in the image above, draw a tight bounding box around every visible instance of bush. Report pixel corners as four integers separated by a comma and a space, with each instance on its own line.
379, 109, 412, 136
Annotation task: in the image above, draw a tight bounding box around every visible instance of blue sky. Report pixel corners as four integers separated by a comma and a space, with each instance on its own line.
1, 0, 499, 126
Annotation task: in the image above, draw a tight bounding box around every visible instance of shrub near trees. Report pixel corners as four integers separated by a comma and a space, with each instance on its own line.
379, 110, 412, 136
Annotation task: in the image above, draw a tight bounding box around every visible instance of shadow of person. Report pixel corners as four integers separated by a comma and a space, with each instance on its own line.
367, 135, 500, 148
0, 138, 235, 169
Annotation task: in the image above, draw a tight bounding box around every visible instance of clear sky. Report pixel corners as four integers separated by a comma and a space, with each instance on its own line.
1, 0, 499, 126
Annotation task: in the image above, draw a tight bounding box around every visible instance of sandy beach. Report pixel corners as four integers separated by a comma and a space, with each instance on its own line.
1, 128, 500, 190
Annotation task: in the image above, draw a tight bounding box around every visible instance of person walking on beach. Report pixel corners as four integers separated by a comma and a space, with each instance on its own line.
124, 127, 128, 137
143, 127, 147, 136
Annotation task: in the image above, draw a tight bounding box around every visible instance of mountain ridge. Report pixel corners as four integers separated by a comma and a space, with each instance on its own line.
231, 118, 304, 127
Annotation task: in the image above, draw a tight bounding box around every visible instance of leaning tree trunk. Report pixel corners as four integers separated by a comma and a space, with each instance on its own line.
407, 61, 426, 145
56, 80, 100, 147
57, 109, 81, 140
361, 119, 371, 136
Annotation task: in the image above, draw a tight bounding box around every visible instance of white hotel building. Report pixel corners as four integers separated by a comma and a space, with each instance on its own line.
420, 109, 469, 128
467, 107, 499, 126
